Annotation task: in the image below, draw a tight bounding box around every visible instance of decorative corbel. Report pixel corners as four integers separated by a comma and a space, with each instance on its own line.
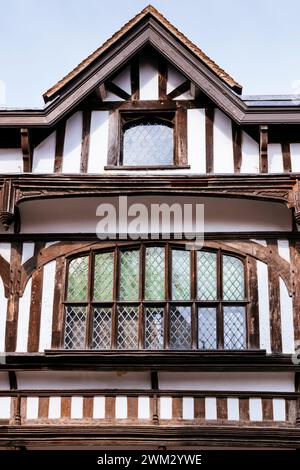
0, 179, 16, 230
20, 128, 32, 172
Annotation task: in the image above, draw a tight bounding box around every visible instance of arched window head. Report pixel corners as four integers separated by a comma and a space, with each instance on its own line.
122, 118, 173, 166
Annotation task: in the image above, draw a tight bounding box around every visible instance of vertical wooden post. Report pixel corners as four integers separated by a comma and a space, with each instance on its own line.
295, 373, 300, 426
205, 108, 214, 173
151, 371, 159, 425
259, 125, 268, 173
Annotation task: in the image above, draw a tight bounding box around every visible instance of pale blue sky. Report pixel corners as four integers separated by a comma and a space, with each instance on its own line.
1, 0, 300, 107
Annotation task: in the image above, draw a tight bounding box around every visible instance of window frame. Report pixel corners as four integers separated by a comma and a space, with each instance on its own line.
61, 242, 252, 351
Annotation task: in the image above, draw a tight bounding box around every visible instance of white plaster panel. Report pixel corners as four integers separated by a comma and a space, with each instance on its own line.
0, 397, 10, 419
111, 66, 131, 94
205, 397, 217, 420
16, 371, 151, 390
0, 279, 7, 352
93, 396, 105, 419
88, 111, 109, 173
115, 396, 127, 419
158, 372, 294, 391
139, 57, 158, 100
39, 261, 56, 351
62, 112, 82, 173
182, 397, 194, 420
167, 64, 186, 93
187, 109, 206, 173
213, 110, 234, 173
21, 242, 35, 265
268, 144, 283, 173
48, 396, 61, 419
290, 143, 300, 172
249, 398, 263, 421
138, 396, 150, 419
250, 239, 267, 246
0, 372, 9, 390
160, 396, 172, 419
0, 243, 10, 262
280, 278, 295, 354
257, 260, 271, 353
277, 239, 290, 263
227, 398, 239, 421
240, 131, 259, 173
71, 396, 83, 419
16, 278, 32, 352
273, 398, 286, 421
102, 91, 122, 102
32, 132, 56, 173
26, 397, 39, 419
0, 149, 23, 173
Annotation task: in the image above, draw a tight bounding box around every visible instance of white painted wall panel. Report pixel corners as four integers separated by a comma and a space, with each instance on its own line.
257, 260, 271, 353
250, 239, 267, 246
48, 396, 61, 419
93, 396, 105, 418
277, 239, 290, 262
268, 144, 283, 173
0, 149, 23, 173
167, 64, 186, 93
213, 110, 234, 173
102, 91, 122, 101
205, 397, 217, 420
112, 66, 131, 94
160, 396, 172, 419
21, 243, 35, 265
138, 396, 150, 419
32, 132, 56, 173
0, 397, 10, 419
182, 397, 194, 420
0, 243, 10, 262
0, 279, 6, 352
16, 278, 32, 352
71, 396, 83, 418
62, 112, 82, 173
227, 398, 239, 421
115, 396, 127, 419
280, 278, 294, 354
249, 398, 263, 421
38, 261, 56, 351
273, 398, 286, 421
26, 397, 39, 419
88, 111, 109, 173
240, 132, 259, 173
139, 57, 158, 100
0, 373, 10, 390
187, 109, 206, 173
158, 372, 294, 391
290, 143, 300, 172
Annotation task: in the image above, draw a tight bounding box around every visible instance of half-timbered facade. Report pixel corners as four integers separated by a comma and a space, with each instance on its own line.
0, 5, 300, 449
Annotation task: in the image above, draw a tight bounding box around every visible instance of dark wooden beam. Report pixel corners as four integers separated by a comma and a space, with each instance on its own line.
27, 242, 45, 352
20, 128, 32, 172
96, 83, 107, 101
205, 107, 214, 173
174, 107, 187, 166
105, 81, 130, 101
5, 242, 22, 352
80, 110, 91, 173
266, 239, 282, 353
54, 121, 66, 173
167, 80, 190, 100
107, 109, 120, 166
232, 121, 242, 173
282, 142, 292, 172
130, 57, 140, 101
158, 57, 168, 100
259, 125, 268, 173
247, 256, 260, 349
51, 257, 65, 349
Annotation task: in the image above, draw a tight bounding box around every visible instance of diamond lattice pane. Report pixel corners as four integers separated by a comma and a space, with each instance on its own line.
145, 307, 164, 350
223, 306, 246, 349
172, 250, 190, 300
145, 247, 165, 300
223, 255, 244, 301
67, 257, 89, 301
197, 251, 217, 300
198, 307, 217, 349
170, 306, 191, 350
123, 120, 173, 166
117, 305, 138, 349
64, 306, 87, 349
92, 307, 112, 350
119, 250, 139, 301
93, 252, 114, 301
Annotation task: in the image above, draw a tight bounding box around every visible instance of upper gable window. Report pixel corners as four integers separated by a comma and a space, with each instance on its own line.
122, 118, 173, 166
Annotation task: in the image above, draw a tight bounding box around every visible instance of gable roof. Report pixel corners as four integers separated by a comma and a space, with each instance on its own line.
43, 4, 242, 102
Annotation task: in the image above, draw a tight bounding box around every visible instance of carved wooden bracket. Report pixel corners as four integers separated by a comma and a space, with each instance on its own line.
0, 179, 16, 230
20, 128, 32, 172
287, 181, 300, 225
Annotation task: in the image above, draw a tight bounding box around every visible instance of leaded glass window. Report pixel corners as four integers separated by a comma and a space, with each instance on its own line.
63, 245, 249, 350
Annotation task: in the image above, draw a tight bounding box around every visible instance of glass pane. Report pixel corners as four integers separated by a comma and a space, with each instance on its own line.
92, 307, 112, 350
117, 305, 138, 349
145, 307, 164, 350
223, 255, 244, 300
67, 257, 89, 301
145, 247, 165, 300
172, 250, 190, 300
119, 250, 139, 301
197, 251, 217, 300
93, 252, 114, 301
123, 120, 173, 166
170, 306, 191, 350
223, 306, 246, 349
64, 306, 87, 349
198, 307, 217, 349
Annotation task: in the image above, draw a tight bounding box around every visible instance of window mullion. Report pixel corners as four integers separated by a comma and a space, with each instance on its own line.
191, 249, 197, 349
217, 250, 224, 349
164, 243, 170, 349
86, 252, 94, 349
111, 247, 119, 349
138, 245, 145, 349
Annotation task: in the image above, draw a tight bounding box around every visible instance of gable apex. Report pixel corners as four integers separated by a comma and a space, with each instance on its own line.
43, 5, 242, 103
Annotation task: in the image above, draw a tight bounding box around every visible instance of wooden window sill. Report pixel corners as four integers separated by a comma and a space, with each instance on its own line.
104, 165, 191, 170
